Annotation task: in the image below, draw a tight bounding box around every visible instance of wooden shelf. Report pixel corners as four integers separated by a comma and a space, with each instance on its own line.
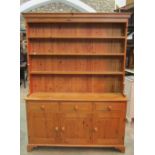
25, 92, 127, 101
30, 71, 123, 75
28, 36, 126, 39
29, 53, 124, 57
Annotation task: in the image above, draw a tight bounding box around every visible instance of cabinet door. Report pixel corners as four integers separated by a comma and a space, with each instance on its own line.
60, 102, 92, 145
60, 112, 91, 145
92, 102, 126, 145
26, 101, 59, 144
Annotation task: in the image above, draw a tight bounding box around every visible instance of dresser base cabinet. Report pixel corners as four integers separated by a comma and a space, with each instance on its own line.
25, 94, 126, 152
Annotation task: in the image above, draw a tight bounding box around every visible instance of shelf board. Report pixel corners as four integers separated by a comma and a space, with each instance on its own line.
28, 36, 126, 39
29, 53, 124, 57
30, 71, 123, 75
25, 92, 127, 101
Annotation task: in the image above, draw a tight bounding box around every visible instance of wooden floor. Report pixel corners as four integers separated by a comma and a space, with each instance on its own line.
20, 84, 134, 155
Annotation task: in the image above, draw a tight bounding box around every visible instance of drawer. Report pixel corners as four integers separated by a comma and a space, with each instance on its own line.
95, 102, 125, 111
27, 101, 59, 113
60, 102, 92, 112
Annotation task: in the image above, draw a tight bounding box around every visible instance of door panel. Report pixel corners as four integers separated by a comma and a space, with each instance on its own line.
60, 112, 91, 145
92, 111, 124, 145
27, 108, 48, 143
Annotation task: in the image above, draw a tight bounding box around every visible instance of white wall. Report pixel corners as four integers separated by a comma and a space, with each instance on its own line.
115, 0, 126, 7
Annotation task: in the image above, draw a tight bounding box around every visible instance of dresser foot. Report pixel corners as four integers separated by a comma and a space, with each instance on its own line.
27, 144, 36, 152
115, 146, 125, 153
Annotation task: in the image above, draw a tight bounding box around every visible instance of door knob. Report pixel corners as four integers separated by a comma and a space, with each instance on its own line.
40, 105, 45, 110
74, 105, 78, 110
55, 126, 59, 131
61, 126, 65, 131
94, 127, 98, 132
107, 106, 112, 111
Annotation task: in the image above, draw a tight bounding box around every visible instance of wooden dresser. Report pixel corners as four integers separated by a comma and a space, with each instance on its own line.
23, 13, 130, 152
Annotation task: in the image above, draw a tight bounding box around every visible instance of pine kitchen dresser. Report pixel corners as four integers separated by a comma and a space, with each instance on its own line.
23, 13, 130, 152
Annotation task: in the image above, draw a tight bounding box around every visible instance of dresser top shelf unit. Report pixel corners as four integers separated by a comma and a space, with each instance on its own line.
25, 12, 129, 97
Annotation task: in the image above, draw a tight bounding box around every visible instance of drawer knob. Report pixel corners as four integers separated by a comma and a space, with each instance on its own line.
40, 105, 45, 110
74, 105, 78, 110
61, 126, 65, 131
94, 127, 98, 132
55, 126, 59, 131
107, 106, 112, 111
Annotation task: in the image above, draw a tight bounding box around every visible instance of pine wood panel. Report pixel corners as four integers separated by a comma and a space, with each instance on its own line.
31, 75, 122, 93
28, 23, 125, 38
29, 39, 124, 54
30, 56, 123, 72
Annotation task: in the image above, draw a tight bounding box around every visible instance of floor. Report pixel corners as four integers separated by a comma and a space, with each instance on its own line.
20, 83, 134, 155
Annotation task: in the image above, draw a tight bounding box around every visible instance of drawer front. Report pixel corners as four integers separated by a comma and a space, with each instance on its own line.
95, 102, 125, 112
60, 102, 92, 112
27, 101, 59, 113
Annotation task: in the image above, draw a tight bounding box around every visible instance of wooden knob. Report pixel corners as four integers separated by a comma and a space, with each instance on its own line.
40, 105, 45, 110
74, 105, 78, 110
107, 106, 112, 111
55, 127, 59, 131
61, 126, 65, 131
94, 127, 98, 132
